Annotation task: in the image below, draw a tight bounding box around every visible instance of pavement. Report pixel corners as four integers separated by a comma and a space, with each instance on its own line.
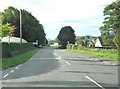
1, 47, 119, 89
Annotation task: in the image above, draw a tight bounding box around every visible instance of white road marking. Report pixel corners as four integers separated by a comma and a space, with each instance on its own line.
58, 56, 62, 59
54, 52, 62, 59
103, 61, 116, 66
3, 74, 9, 79
15, 66, 19, 69
54, 52, 71, 66
19, 65, 22, 67
3, 64, 21, 79
66, 61, 71, 65
112, 64, 116, 65
85, 75, 105, 89
10, 70, 14, 73
53, 53, 57, 56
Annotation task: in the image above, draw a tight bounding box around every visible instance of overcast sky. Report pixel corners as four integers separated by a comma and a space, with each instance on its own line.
0, 0, 116, 40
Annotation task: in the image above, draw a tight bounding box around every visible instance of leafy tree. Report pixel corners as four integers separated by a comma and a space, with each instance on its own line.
76, 36, 85, 47
48, 40, 55, 45
1, 6, 46, 45
100, 1, 120, 48
57, 26, 76, 48
54, 37, 59, 43
0, 23, 16, 37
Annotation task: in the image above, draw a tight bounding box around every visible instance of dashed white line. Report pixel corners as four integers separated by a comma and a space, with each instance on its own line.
15, 66, 19, 69
10, 70, 14, 73
3, 74, 9, 79
85, 75, 105, 89
19, 65, 22, 67
66, 61, 71, 65
3, 65, 22, 79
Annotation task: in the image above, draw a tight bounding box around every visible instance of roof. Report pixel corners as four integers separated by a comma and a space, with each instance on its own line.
98, 37, 104, 45
95, 37, 104, 47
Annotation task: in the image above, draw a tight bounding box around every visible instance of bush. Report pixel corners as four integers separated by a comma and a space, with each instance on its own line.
2, 42, 34, 58
66, 44, 72, 49
72, 44, 77, 49
66, 44, 77, 50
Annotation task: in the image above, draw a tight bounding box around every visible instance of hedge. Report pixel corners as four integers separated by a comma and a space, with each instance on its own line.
2, 42, 34, 58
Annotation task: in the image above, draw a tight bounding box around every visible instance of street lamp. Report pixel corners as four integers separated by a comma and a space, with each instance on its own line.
20, 9, 22, 54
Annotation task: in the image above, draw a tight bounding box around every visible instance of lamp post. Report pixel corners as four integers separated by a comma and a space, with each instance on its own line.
20, 9, 22, 54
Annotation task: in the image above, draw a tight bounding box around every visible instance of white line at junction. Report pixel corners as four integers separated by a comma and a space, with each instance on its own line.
66, 61, 71, 65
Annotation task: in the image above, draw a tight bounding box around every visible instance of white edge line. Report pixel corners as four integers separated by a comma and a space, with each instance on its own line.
3, 74, 9, 78
15, 67, 19, 69
19, 65, 22, 67
85, 75, 105, 89
66, 61, 71, 65
10, 70, 14, 73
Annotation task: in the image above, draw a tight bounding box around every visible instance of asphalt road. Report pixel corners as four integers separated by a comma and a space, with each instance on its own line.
1, 47, 119, 88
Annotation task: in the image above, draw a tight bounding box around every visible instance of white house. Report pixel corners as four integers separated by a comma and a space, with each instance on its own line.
54, 42, 59, 46
1, 36, 27, 43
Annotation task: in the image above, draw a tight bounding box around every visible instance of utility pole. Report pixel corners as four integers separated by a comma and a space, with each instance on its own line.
20, 9, 22, 54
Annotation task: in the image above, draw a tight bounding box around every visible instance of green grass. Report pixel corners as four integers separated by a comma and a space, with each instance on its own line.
0, 48, 39, 69
68, 49, 118, 60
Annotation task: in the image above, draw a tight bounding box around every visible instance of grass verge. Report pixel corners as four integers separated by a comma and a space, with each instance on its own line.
68, 49, 118, 60
1, 48, 39, 69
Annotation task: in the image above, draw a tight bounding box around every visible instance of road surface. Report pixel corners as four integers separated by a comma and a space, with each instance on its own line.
1, 47, 119, 89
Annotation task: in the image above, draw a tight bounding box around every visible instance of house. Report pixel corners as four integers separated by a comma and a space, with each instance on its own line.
1, 36, 28, 43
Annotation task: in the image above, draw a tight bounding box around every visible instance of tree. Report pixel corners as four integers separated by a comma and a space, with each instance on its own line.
76, 36, 85, 47
1, 6, 46, 45
54, 37, 59, 43
0, 23, 16, 37
57, 26, 76, 48
100, 1, 120, 48
48, 40, 55, 45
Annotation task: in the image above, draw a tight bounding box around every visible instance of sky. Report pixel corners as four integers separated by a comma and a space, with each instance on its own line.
0, 0, 116, 40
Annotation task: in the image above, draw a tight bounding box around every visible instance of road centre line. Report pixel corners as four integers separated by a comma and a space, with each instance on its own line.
85, 75, 105, 89
3, 74, 9, 79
